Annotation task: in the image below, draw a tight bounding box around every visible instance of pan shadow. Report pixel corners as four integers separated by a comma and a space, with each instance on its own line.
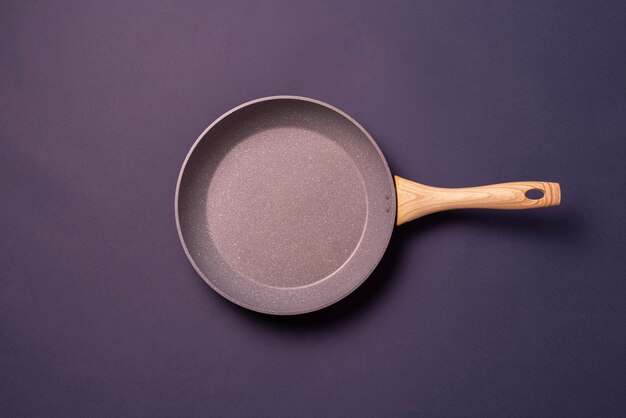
224, 206, 582, 333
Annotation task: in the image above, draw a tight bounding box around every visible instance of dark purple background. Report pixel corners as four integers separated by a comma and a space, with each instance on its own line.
1, 1, 625, 416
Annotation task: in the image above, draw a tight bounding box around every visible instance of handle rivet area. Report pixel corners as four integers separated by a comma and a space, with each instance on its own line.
386, 203, 391, 213
385, 193, 390, 200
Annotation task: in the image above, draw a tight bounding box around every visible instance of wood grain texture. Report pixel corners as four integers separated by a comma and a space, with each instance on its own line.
395, 176, 561, 226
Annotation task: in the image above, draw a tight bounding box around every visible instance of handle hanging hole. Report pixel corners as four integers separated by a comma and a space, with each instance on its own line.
525, 188, 545, 200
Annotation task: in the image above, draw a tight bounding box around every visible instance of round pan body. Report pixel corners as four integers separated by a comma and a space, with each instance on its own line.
176, 97, 396, 314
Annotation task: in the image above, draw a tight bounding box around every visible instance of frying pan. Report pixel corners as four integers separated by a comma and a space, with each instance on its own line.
176, 96, 561, 315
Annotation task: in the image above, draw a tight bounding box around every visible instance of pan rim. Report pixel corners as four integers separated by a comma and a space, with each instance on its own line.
175, 95, 395, 315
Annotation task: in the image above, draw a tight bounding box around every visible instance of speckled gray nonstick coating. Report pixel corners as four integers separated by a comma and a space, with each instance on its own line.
176, 96, 396, 315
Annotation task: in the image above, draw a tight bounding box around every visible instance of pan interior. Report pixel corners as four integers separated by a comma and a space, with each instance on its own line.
177, 97, 396, 313
207, 125, 367, 287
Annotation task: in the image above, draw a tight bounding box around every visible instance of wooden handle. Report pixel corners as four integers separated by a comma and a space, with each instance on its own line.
395, 176, 561, 226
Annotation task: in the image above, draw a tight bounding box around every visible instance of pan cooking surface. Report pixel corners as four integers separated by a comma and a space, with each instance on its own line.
176, 97, 395, 314
207, 126, 367, 287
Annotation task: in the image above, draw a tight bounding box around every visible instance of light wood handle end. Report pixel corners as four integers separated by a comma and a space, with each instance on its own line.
395, 176, 561, 226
